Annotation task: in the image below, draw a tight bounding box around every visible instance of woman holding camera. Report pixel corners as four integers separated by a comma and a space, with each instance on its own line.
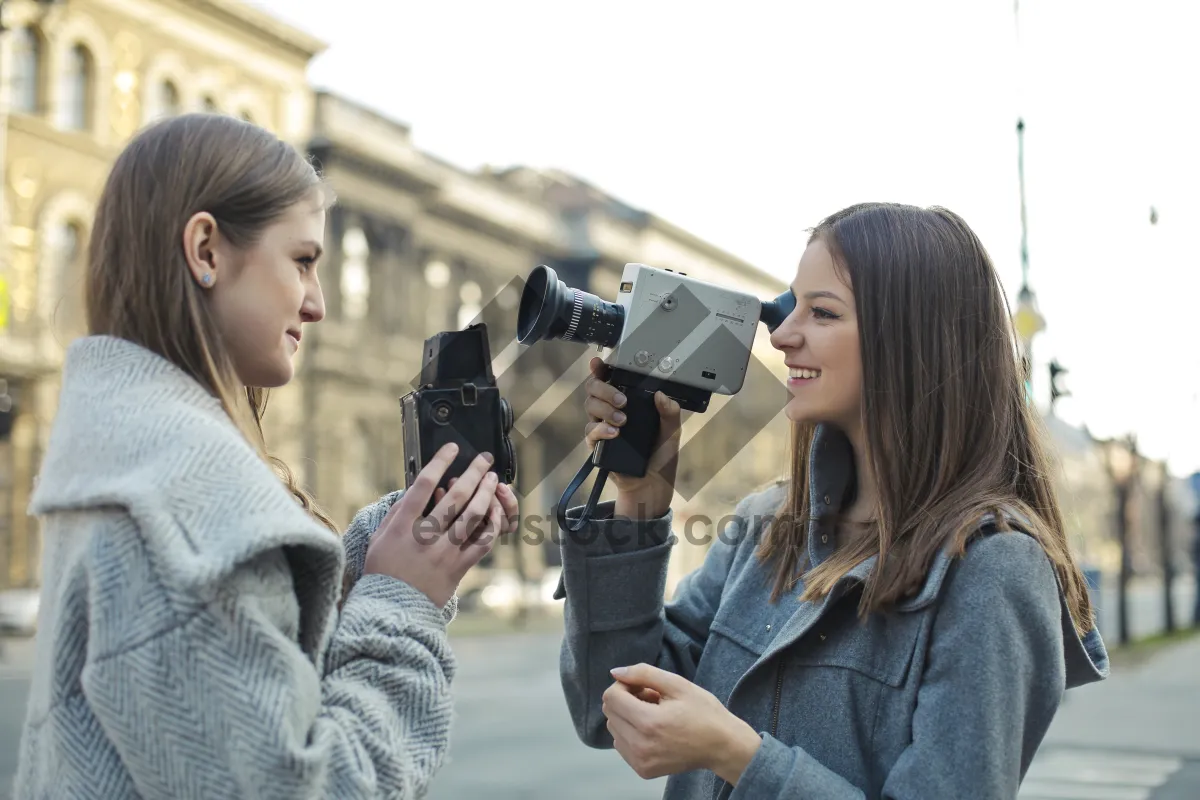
15, 113, 518, 799
558, 202, 1109, 799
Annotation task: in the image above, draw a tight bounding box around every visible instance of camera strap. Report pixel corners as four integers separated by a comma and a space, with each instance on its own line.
556, 455, 611, 533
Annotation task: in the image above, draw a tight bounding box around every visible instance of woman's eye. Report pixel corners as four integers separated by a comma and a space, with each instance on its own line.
296, 256, 316, 272
812, 306, 839, 320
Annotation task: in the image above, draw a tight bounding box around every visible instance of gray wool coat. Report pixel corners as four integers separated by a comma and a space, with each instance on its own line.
15, 335, 457, 799
556, 423, 1109, 799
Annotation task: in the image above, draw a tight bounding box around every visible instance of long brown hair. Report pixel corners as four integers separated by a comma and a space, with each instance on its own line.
758, 202, 1094, 635
85, 113, 338, 533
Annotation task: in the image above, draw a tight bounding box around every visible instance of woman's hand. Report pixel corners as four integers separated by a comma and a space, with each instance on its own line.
602, 663, 763, 784
435, 475, 520, 538
364, 443, 507, 607
582, 356, 682, 519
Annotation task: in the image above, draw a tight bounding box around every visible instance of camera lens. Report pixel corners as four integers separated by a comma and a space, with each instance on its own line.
517, 264, 625, 348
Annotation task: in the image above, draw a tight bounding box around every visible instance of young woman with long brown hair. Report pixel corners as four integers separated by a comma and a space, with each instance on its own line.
15, 113, 518, 799
557, 202, 1109, 799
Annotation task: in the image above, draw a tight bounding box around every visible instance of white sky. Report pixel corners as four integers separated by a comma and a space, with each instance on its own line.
249, 0, 1200, 474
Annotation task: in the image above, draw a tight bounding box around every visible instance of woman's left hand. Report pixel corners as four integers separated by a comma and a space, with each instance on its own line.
601, 663, 763, 784
434, 476, 520, 540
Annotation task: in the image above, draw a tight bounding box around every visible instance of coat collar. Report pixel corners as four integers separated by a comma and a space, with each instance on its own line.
749, 423, 1107, 688
803, 423, 994, 611
30, 336, 342, 604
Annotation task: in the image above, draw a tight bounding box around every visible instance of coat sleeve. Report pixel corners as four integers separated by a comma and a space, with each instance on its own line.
340, 489, 457, 624
557, 492, 762, 749
728, 532, 1069, 799
81, 550, 458, 800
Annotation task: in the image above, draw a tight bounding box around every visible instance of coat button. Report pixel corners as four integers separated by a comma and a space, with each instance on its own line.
824, 495, 831, 505
821, 534, 828, 543
766, 624, 772, 631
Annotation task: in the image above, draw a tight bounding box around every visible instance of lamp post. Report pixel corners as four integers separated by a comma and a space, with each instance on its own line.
1101, 434, 1139, 646
1012, 118, 1046, 398
1155, 459, 1175, 634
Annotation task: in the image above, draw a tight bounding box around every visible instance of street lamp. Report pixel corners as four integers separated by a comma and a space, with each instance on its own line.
1154, 459, 1176, 634
1100, 434, 1139, 646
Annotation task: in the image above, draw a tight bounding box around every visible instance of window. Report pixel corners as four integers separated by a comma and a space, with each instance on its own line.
457, 280, 482, 330
11, 28, 43, 114
159, 80, 181, 117
239, 110, 254, 124
341, 227, 371, 322
49, 220, 86, 334
201, 95, 219, 113
61, 44, 94, 131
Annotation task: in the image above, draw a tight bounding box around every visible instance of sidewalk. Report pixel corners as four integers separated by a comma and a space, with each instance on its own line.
1042, 631, 1200, 758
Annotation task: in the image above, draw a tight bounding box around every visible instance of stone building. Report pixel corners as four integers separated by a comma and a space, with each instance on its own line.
0, 0, 792, 603
0, 0, 322, 590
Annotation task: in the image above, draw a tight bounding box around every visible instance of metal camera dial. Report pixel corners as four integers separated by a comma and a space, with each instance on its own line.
432, 400, 453, 425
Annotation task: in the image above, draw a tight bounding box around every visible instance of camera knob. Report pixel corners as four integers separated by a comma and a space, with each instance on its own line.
431, 400, 453, 425
657, 356, 675, 373
500, 397, 514, 433
635, 349, 653, 367
501, 436, 517, 483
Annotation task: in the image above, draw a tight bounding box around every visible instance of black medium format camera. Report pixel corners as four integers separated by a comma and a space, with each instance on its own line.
400, 323, 516, 513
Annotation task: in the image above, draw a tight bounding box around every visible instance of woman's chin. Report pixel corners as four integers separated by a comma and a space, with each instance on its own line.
784, 398, 818, 425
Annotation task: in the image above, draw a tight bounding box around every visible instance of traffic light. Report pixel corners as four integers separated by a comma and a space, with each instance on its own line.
1049, 360, 1069, 412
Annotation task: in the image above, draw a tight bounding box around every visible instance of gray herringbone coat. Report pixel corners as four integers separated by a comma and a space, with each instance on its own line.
14, 335, 456, 799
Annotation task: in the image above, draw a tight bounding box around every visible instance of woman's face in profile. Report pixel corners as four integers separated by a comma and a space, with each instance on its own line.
769, 239, 863, 431
205, 194, 328, 388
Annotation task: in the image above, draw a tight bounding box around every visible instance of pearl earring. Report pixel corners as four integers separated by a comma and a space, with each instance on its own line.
201, 273, 213, 286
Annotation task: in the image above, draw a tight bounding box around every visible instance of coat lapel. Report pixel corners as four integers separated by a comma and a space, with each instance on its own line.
30, 335, 343, 661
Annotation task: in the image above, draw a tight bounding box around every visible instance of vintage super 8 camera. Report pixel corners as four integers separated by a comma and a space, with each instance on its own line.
400, 323, 516, 513
517, 262, 796, 529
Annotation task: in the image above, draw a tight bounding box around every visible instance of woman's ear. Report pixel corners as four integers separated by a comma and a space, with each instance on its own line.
182, 211, 220, 289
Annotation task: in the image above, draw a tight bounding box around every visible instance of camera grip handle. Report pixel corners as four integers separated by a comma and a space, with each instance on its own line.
592, 387, 660, 478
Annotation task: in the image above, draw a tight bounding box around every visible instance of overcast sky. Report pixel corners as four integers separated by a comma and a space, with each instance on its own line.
249, 0, 1200, 474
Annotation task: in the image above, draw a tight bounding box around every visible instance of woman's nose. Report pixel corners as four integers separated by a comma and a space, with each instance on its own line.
302, 285, 326, 324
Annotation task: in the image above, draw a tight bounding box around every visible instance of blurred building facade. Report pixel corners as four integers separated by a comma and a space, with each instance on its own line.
5, 0, 1168, 609
0, 0, 792, 596
0, 0, 322, 589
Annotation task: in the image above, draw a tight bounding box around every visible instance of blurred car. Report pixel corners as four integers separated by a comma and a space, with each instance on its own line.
0, 588, 40, 635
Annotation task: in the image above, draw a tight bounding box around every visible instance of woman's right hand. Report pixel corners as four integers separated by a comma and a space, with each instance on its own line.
364, 443, 501, 607
583, 356, 682, 519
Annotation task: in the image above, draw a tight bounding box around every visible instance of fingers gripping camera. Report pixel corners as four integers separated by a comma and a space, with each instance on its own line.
400, 323, 516, 513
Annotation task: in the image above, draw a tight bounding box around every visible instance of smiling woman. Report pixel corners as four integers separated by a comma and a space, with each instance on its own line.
560, 201, 1108, 800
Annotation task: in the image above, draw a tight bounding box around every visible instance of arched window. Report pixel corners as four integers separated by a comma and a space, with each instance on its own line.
159, 80, 181, 117
201, 95, 219, 113
239, 110, 254, 124
61, 44, 94, 131
48, 220, 87, 334
11, 27, 43, 114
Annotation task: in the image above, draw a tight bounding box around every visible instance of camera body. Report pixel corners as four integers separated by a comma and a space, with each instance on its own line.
400, 323, 516, 512
606, 263, 763, 400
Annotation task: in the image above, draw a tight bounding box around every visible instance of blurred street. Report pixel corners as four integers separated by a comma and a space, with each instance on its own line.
3, 580, 1199, 800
